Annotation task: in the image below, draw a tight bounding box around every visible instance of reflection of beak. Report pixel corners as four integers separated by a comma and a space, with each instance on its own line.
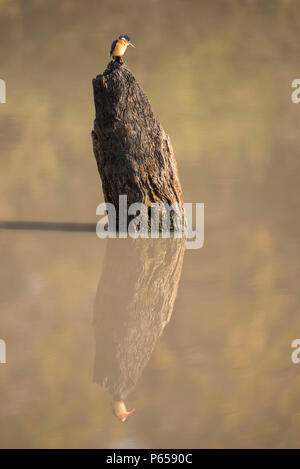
128, 42, 135, 48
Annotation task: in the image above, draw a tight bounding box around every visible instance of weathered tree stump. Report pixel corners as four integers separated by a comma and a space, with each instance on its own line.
91, 61, 183, 227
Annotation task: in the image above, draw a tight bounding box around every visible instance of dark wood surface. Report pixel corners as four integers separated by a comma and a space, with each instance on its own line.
91, 61, 184, 225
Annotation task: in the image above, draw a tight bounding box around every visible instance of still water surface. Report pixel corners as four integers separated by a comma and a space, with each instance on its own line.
1, 168, 300, 448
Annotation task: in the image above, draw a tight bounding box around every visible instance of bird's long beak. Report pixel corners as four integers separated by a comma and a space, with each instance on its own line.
128, 42, 135, 48
119, 408, 136, 422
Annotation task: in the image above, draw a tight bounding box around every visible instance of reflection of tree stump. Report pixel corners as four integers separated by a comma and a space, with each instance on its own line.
93, 238, 185, 401
91, 61, 184, 224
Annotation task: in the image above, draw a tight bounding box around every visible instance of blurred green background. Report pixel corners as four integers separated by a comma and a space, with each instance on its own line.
1, 0, 300, 449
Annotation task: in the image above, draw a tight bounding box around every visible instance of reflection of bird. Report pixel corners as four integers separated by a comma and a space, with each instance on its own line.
112, 400, 136, 423
110, 35, 135, 63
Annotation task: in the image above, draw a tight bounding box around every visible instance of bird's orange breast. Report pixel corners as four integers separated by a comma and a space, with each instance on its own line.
112, 40, 127, 57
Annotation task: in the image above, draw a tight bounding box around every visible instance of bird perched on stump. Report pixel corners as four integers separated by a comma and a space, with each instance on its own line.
110, 35, 135, 63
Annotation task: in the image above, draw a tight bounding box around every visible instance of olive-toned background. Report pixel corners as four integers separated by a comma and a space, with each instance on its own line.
1, 0, 300, 448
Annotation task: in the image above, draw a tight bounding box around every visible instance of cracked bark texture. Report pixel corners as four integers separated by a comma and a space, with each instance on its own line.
91, 61, 183, 225
93, 238, 185, 401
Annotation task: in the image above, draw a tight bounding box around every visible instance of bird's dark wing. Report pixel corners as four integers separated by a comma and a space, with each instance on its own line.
110, 39, 117, 56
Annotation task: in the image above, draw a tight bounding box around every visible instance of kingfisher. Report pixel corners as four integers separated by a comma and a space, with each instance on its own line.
112, 399, 136, 423
110, 35, 135, 63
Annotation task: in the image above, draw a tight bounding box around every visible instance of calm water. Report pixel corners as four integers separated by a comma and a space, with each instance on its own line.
1, 0, 300, 448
